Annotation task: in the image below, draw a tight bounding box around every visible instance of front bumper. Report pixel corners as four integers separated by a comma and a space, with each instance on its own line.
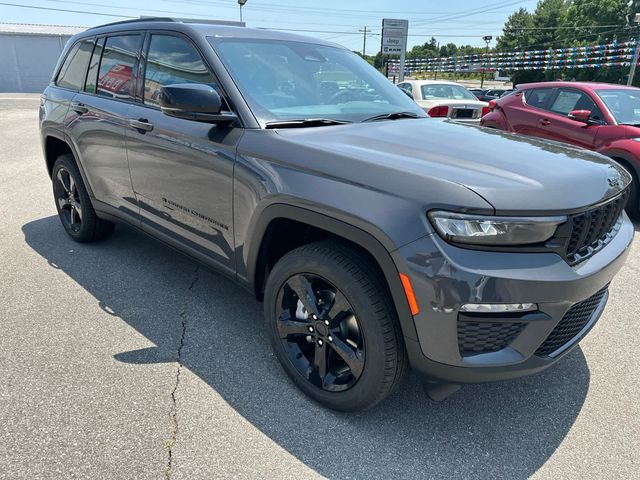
393, 213, 634, 384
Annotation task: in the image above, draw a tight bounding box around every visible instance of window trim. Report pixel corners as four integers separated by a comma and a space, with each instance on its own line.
54, 37, 96, 92
83, 36, 105, 94
138, 29, 238, 121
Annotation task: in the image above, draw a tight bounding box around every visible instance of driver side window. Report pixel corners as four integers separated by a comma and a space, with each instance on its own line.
144, 34, 222, 108
549, 89, 604, 122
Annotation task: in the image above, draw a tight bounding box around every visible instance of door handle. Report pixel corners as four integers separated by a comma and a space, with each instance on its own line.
70, 101, 88, 114
540, 119, 551, 126
129, 118, 154, 132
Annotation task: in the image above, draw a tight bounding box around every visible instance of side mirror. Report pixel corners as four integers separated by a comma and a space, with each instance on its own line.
568, 109, 592, 124
159, 84, 237, 124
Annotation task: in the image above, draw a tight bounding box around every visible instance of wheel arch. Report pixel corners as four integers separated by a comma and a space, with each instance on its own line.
42, 131, 95, 198
602, 150, 640, 182
245, 203, 418, 341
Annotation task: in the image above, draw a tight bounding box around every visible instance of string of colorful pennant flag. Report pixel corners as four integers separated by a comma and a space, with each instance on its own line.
387, 40, 639, 73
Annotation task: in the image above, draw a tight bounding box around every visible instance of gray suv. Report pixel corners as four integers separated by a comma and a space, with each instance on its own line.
40, 18, 634, 411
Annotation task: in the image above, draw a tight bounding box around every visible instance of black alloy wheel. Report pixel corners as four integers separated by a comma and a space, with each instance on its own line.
265, 241, 408, 412
51, 154, 115, 242
276, 273, 365, 392
54, 167, 83, 233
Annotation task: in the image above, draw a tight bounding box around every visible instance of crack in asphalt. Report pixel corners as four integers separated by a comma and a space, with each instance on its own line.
165, 266, 200, 480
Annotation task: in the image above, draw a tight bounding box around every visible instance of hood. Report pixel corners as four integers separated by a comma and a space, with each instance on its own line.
275, 119, 630, 215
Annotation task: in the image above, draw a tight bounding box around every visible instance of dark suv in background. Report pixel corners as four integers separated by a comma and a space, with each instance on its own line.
40, 18, 634, 411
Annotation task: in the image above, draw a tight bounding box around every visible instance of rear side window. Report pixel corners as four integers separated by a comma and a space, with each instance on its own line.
524, 88, 553, 109
144, 34, 217, 107
97, 34, 142, 100
56, 39, 94, 90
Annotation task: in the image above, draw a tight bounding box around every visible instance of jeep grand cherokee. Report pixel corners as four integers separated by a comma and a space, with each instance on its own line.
40, 18, 634, 411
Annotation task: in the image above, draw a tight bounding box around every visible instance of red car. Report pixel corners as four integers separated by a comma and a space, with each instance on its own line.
481, 81, 640, 215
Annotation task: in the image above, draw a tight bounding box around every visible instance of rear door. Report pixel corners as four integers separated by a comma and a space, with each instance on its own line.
536, 87, 604, 149
503, 87, 555, 136
125, 32, 240, 272
65, 33, 143, 215
44, 39, 94, 138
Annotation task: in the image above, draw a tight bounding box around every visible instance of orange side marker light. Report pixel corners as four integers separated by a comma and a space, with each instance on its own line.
399, 273, 420, 316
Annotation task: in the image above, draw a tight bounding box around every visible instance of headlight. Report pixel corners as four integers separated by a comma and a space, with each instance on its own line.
428, 211, 567, 246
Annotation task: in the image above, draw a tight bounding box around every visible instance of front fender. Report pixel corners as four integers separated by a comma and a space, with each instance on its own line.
241, 202, 419, 341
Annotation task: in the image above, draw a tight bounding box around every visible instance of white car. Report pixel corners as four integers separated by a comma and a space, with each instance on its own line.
397, 80, 489, 122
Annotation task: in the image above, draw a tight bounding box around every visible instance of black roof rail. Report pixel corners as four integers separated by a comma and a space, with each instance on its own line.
88, 17, 245, 30
87, 17, 175, 30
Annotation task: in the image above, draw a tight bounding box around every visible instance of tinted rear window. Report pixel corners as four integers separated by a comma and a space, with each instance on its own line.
524, 88, 553, 109
56, 39, 94, 91
97, 34, 142, 100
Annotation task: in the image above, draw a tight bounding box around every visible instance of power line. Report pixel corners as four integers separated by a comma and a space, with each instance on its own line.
0, 1, 133, 18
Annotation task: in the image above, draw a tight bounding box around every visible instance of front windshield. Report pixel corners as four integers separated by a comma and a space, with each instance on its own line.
208, 37, 426, 124
596, 89, 640, 125
421, 84, 478, 101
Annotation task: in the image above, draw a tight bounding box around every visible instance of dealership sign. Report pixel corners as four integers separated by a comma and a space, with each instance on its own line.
381, 19, 408, 55
381, 18, 408, 81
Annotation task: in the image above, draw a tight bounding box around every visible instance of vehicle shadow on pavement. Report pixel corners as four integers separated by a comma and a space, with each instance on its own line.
23, 217, 590, 480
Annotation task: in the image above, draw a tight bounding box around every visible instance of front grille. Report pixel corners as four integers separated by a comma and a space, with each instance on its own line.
458, 321, 525, 355
535, 287, 608, 356
565, 191, 628, 265
454, 108, 474, 119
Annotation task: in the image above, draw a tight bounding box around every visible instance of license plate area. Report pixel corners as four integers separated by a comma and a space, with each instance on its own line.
454, 108, 475, 119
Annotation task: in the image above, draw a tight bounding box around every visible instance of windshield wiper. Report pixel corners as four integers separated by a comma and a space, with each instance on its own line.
362, 111, 422, 122
265, 118, 351, 129
620, 122, 640, 127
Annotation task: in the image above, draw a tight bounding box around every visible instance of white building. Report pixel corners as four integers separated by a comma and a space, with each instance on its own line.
0, 23, 86, 93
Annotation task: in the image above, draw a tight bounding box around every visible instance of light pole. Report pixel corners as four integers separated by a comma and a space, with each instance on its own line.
238, 0, 247, 23
480, 35, 492, 89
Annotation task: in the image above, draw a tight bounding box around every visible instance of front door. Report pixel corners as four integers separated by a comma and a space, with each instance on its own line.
537, 88, 603, 149
125, 32, 241, 271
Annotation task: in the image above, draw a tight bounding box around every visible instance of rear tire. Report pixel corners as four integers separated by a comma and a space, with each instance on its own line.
52, 154, 115, 242
264, 240, 408, 412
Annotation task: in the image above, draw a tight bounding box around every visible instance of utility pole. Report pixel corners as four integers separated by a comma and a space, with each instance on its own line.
359, 26, 368, 57
628, 13, 640, 86
480, 35, 492, 89
434, 41, 440, 80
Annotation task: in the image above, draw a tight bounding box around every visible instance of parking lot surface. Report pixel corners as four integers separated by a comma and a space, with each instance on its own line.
1, 94, 639, 479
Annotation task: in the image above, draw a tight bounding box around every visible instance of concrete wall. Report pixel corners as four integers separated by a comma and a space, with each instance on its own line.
0, 34, 72, 93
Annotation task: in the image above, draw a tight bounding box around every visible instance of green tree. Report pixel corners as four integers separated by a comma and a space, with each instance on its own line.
496, 8, 535, 51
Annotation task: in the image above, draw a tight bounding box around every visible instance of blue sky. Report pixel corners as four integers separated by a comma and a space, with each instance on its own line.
1, 0, 540, 52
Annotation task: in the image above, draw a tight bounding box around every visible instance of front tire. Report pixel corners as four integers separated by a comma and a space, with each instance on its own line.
52, 154, 115, 242
264, 240, 408, 412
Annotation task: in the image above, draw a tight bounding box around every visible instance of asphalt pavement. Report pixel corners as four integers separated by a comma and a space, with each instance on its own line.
1, 94, 639, 479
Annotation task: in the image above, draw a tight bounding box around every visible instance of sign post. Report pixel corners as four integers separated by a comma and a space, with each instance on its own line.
382, 19, 408, 82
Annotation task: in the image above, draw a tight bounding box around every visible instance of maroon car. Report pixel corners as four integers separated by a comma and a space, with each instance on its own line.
481, 81, 640, 215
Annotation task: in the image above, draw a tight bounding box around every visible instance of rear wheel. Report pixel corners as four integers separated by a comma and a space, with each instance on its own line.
264, 240, 408, 411
52, 154, 115, 242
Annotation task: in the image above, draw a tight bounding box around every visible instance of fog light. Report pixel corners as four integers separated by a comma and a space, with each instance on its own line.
460, 303, 537, 313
